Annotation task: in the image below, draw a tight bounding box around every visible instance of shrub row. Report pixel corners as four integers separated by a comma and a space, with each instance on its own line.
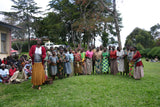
139, 47, 160, 58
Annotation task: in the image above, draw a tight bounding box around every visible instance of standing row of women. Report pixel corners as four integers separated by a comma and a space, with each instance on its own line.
29, 39, 144, 90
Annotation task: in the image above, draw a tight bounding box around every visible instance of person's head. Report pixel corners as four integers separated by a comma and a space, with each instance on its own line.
69, 49, 72, 54
109, 45, 112, 50
112, 46, 115, 50
11, 64, 15, 69
52, 51, 56, 56
117, 47, 120, 51
64, 48, 68, 53
81, 48, 84, 53
96, 47, 100, 52
100, 45, 103, 51
60, 49, 63, 54
132, 47, 137, 51
126, 46, 130, 51
50, 47, 54, 51
37, 39, 42, 46
103, 47, 107, 52
1, 64, 5, 70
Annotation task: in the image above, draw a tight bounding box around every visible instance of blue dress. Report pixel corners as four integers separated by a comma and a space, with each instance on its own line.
49, 56, 58, 76
64, 53, 72, 74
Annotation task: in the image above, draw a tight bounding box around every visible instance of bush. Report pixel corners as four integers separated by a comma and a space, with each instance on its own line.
12, 40, 37, 52
139, 48, 151, 58
147, 47, 160, 58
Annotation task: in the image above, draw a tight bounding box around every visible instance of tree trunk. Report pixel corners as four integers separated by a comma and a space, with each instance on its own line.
113, 0, 122, 49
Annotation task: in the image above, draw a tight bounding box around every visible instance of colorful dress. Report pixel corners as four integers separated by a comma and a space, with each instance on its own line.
86, 51, 93, 75
128, 51, 134, 77
81, 52, 87, 74
64, 53, 72, 75
74, 53, 82, 74
132, 51, 144, 79
117, 50, 125, 72
95, 51, 102, 74
57, 53, 66, 79
102, 51, 109, 73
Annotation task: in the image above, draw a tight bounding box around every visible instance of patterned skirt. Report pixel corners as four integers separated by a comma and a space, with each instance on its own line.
102, 58, 109, 73
74, 61, 82, 74
95, 59, 102, 74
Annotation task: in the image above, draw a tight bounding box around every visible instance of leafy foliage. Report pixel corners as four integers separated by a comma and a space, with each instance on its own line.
125, 27, 154, 48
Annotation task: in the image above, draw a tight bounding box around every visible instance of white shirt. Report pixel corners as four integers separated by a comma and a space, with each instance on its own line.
117, 50, 124, 58
35, 47, 42, 54
0, 69, 9, 75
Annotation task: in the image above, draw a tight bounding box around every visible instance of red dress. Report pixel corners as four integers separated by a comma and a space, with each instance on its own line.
133, 51, 143, 67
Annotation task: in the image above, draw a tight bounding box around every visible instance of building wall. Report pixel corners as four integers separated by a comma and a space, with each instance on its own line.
0, 26, 11, 59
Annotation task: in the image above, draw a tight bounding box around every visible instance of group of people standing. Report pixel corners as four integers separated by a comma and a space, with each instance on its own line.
0, 39, 144, 90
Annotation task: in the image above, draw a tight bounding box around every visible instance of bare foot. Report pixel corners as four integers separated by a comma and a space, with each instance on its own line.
38, 86, 41, 90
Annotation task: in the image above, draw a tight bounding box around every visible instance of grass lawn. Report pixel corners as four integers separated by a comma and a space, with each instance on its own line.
0, 60, 160, 107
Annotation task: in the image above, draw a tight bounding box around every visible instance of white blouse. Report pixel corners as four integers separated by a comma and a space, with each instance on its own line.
35, 47, 42, 54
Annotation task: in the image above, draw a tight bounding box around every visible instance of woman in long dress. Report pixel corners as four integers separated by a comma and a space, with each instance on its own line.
86, 47, 93, 75
81, 48, 87, 75
57, 49, 66, 79
74, 49, 82, 75
49, 51, 58, 80
94, 47, 102, 74
128, 47, 134, 77
69, 49, 74, 77
124, 46, 130, 75
110, 46, 118, 75
64, 49, 72, 77
102, 47, 110, 74
132, 47, 144, 80
29, 39, 46, 90
117, 47, 125, 75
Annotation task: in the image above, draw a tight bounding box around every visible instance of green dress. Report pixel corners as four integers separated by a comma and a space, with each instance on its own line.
102, 51, 109, 73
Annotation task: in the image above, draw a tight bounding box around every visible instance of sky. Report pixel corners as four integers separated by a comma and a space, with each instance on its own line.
0, 0, 160, 47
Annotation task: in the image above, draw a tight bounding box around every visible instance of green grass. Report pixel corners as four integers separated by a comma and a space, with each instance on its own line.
0, 60, 160, 107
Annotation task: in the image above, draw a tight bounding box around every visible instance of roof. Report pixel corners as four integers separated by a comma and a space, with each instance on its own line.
0, 21, 21, 30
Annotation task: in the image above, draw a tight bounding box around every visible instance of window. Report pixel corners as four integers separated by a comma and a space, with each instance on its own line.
1, 33, 7, 53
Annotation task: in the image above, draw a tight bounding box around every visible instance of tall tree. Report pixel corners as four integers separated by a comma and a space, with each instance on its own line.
150, 23, 160, 39
100, 0, 122, 49
125, 27, 154, 48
